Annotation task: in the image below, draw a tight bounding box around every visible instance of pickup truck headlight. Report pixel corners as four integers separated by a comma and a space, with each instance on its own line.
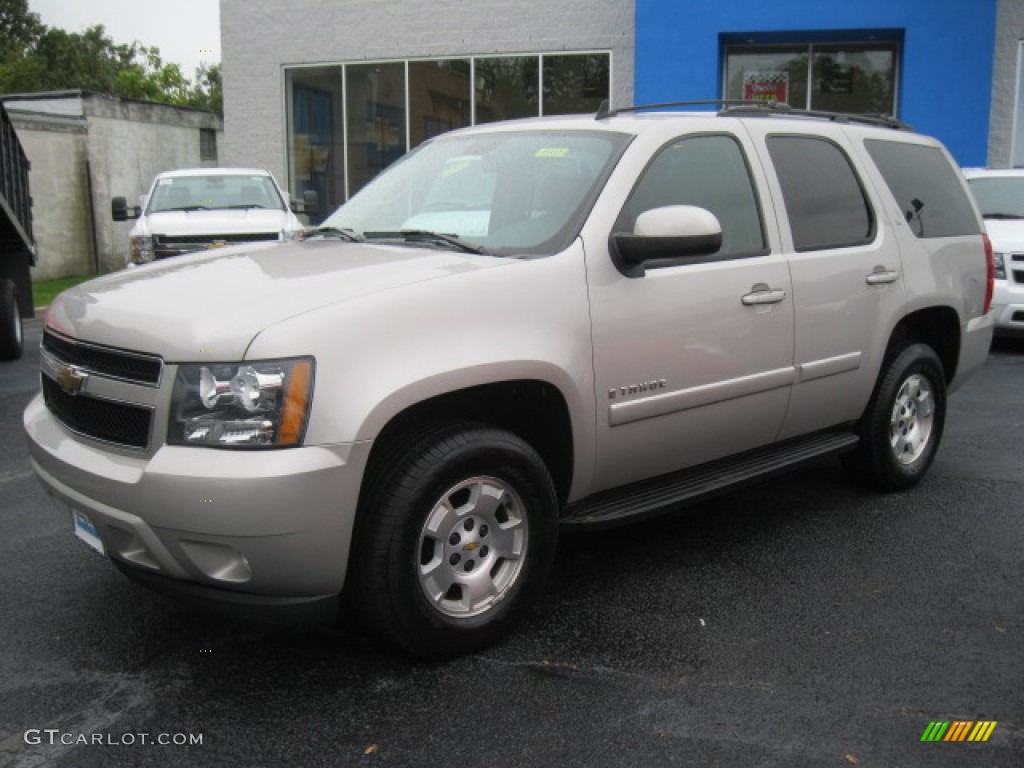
993, 252, 1007, 280
169, 358, 314, 447
130, 235, 154, 265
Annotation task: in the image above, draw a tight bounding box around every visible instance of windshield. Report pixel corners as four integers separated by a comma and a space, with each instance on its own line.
148, 174, 286, 213
966, 176, 1024, 218
322, 130, 630, 256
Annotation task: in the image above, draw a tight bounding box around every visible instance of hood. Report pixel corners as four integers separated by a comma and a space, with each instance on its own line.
983, 219, 1024, 253
140, 208, 296, 236
45, 240, 513, 361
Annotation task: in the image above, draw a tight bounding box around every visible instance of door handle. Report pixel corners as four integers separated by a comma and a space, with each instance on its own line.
741, 283, 787, 306
865, 266, 899, 285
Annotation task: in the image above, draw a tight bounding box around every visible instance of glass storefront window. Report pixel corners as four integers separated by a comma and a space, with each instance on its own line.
543, 54, 610, 116
724, 47, 808, 109
346, 62, 407, 197
812, 44, 897, 114
475, 57, 539, 124
286, 52, 610, 208
287, 66, 343, 223
725, 41, 898, 115
409, 59, 471, 147
1012, 42, 1024, 167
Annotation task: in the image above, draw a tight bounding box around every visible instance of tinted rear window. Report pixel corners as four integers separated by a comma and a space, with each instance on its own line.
865, 140, 980, 238
767, 136, 874, 252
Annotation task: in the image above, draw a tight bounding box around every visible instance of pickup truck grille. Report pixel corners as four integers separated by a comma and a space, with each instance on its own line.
43, 331, 162, 386
42, 376, 152, 449
1011, 254, 1024, 284
153, 232, 278, 259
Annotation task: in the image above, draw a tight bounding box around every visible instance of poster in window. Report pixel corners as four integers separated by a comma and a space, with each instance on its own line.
743, 73, 789, 105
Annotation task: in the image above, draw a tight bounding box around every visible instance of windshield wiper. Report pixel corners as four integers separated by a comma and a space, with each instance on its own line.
304, 226, 364, 242
227, 204, 269, 210
363, 229, 489, 255
159, 205, 210, 212
982, 212, 1024, 220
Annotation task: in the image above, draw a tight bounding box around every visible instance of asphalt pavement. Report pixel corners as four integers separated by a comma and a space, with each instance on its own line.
1, 317, 1021, 767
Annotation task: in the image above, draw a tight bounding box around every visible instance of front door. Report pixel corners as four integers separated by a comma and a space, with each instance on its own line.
586, 131, 795, 493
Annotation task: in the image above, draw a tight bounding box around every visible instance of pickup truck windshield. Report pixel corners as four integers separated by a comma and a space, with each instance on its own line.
966, 176, 1024, 219
322, 130, 630, 257
148, 174, 286, 213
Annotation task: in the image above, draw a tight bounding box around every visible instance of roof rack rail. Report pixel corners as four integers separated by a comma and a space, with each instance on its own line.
595, 99, 770, 120
719, 103, 913, 131
594, 99, 913, 131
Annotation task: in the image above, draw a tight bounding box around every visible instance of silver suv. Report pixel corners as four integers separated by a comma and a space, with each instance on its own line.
24, 103, 995, 658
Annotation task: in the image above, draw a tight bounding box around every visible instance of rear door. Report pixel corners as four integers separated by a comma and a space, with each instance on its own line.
740, 122, 907, 439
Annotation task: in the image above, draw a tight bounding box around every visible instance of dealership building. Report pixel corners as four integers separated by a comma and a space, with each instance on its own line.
221, 0, 1024, 221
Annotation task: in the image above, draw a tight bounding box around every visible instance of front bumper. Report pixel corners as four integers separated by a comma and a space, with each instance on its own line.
24, 394, 371, 619
990, 280, 1024, 336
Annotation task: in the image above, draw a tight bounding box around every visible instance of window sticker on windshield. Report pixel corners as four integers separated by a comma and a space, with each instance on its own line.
535, 148, 570, 158
442, 160, 472, 177
157, 179, 173, 186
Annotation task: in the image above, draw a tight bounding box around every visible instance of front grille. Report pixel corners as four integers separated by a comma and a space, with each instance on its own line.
157, 233, 278, 245
153, 232, 278, 259
43, 331, 162, 386
1013, 270, 1024, 285
42, 376, 152, 449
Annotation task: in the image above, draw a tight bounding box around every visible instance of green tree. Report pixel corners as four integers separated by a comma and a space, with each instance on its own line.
0, 8, 221, 114
0, 0, 43, 61
188, 62, 222, 113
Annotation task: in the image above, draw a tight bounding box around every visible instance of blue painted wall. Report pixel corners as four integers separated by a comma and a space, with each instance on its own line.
635, 0, 998, 166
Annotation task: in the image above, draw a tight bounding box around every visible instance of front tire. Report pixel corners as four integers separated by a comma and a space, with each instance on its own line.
845, 343, 946, 491
0, 279, 24, 362
351, 422, 558, 659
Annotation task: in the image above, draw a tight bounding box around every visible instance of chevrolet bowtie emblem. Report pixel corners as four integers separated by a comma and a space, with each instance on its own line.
207, 240, 229, 249
57, 365, 88, 396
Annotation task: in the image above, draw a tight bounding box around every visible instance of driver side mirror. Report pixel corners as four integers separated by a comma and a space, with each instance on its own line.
111, 196, 142, 222
610, 205, 723, 278
291, 190, 319, 214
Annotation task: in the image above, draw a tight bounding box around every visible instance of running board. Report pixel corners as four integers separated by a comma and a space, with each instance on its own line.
561, 431, 859, 529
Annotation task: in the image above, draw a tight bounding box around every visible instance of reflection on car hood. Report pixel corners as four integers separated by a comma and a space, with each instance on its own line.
139, 209, 293, 236
45, 240, 513, 360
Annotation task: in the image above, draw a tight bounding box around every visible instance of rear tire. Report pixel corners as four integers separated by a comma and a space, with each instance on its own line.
844, 343, 946, 491
0, 279, 24, 361
350, 422, 558, 659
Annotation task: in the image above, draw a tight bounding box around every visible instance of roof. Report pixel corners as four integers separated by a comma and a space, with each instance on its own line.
962, 168, 1024, 178
438, 101, 919, 143
155, 167, 273, 179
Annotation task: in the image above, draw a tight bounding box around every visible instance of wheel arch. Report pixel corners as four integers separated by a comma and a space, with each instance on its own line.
360, 378, 577, 507
885, 305, 961, 384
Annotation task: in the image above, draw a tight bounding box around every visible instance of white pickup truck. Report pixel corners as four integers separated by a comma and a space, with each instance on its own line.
112, 167, 306, 266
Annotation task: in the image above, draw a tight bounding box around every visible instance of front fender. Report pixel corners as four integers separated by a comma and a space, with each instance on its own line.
245, 241, 598, 499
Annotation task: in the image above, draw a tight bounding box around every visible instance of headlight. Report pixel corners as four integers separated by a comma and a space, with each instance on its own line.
130, 235, 154, 265
169, 357, 314, 448
993, 252, 1007, 280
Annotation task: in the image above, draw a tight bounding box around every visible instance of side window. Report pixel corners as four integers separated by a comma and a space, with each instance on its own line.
618, 134, 766, 259
767, 136, 874, 251
864, 139, 981, 239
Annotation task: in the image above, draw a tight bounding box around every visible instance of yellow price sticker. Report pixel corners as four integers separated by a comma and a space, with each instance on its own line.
535, 147, 570, 158
442, 160, 471, 177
